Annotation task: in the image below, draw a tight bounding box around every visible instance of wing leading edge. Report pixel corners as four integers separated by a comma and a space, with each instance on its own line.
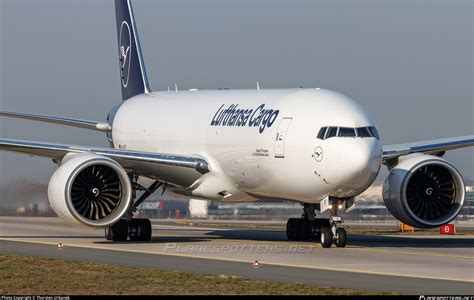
382, 135, 474, 166
0, 111, 111, 132
0, 138, 209, 187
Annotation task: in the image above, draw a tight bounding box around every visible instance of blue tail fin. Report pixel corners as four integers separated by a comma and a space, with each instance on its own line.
115, 0, 150, 100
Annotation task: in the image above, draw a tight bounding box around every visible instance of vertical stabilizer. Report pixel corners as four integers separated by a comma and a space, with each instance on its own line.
115, 0, 151, 100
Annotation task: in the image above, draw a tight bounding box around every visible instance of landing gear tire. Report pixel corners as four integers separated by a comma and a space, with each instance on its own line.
129, 219, 152, 241
301, 219, 312, 241
107, 218, 152, 242
335, 228, 347, 248
286, 218, 297, 241
320, 227, 333, 248
141, 219, 152, 241
111, 219, 128, 242
295, 219, 304, 240
286, 218, 312, 241
105, 227, 113, 241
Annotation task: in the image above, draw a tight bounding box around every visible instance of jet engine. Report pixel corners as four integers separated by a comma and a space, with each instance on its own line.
383, 154, 465, 228
48, 153, 133, 228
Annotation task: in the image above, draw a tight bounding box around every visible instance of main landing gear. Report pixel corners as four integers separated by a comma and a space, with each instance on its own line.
286, 201, 347, 248
105, 178, 163, 242
105, 218, 152, 242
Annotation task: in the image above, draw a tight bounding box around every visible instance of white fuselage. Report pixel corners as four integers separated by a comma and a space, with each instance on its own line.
111, 88, 382, 204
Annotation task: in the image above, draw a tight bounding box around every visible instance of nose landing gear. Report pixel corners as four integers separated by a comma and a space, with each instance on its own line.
321, 216, 346, 248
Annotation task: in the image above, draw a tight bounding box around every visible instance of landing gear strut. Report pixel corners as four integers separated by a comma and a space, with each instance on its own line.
286, 199, 348, 248
105, 178, 162, 242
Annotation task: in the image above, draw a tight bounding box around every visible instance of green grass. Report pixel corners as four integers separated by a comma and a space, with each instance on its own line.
0, 253, 394, 295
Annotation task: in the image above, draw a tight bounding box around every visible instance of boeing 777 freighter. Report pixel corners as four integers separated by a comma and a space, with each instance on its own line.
1, 0, 473, 248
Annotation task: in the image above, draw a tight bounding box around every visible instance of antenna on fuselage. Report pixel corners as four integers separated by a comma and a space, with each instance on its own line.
175, 84, 178, 92
256, 81, 260, 91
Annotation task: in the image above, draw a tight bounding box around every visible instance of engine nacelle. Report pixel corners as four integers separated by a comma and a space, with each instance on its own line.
383, 154, 465, 228
48, 153, 133, 228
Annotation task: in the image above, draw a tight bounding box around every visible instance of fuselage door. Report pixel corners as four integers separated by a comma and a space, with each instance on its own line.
274, 117, 293, 158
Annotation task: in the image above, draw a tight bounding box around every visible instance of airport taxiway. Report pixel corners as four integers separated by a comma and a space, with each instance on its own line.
1, 217, 473, 295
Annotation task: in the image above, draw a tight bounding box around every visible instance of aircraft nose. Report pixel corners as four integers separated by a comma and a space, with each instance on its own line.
340, 139, 381, 186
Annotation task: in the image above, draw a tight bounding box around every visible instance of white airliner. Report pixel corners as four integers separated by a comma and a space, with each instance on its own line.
1, 0, 473, 248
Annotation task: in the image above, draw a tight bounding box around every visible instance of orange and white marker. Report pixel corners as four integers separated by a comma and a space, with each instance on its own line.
252, 260, 262, 268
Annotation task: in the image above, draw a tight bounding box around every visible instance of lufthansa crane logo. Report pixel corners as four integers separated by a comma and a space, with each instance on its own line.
313, 146, 323, 162
119, 21, 132, 88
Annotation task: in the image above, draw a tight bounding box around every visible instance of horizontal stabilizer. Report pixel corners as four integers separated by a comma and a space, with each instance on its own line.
0, 111, 111, 132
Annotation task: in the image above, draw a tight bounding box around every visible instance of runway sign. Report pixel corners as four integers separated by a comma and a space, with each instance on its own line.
440, 224, 455, 235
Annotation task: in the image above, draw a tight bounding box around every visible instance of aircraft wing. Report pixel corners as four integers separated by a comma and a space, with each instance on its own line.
382, 135, 474, 165
0, 138, 209, 187
0, 111, 111, 132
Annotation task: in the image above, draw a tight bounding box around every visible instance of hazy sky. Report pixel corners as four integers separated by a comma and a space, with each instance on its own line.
0, 0, 473, 188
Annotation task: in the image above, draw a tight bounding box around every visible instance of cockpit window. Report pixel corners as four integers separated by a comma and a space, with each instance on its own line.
318, 126, 379, 140
326, 127, 338, 139
317, 127, 327, 140
368, 126, 380, 140
338, 127, 356, 137
356, 127, 371, 138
